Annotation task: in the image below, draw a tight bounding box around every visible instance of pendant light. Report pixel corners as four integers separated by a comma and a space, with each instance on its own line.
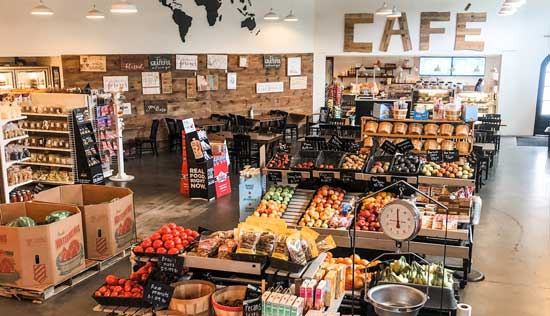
503, 0, 526, 7
264, 8, 280, 21
434, 65, 441, 72
87, 4, 105, 19
375, 2, 392, 16
498, 7, 517, 15
111, 0, 138, 14
284, 10, 298, 22
387, 6, 402, 18
30, 0, 54, 16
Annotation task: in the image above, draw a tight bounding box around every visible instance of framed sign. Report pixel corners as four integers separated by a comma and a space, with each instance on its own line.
239, 56, 248, 68
149, 55, 172, 71
103, 76, 128, 92
142, 72, 161, 95
176, 55, 198, 71
161, 72, 173, 94
80, 55, 106, 72
197, 74, 219, 91
51, 66, 61, 89
186, 78, 197, 98
227, 72, 237, 90
287, 57, 302, 76
120, 102, 132, 115
290, 76, 307, 90
264, 55, 281, 69
144, 100, 168, 114
120, 55, 146, 71
207, 55, 228, 70
256, 82, 284, 94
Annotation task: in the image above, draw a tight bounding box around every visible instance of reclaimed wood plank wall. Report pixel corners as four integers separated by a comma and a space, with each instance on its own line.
61, 53, 313, 141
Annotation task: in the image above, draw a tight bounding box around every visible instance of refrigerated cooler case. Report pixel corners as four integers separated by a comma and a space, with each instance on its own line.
0, 70, 15, 91
0, 66, 51, 90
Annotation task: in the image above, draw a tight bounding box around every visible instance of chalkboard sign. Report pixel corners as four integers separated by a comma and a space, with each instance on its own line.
443, 149, 459, 162
158, 255, 184, 275
244, 297, 262, 316
370, 176, 387, 191
319, 172, 336, 183
149, 55, 172, 71
143, 281, 175, 309
301, 142, 314, 151
267, 171, 283, 183
144, 100, 168, 114
396, 139, 415, 153
380, 140, 398, 155
427, 150, 443, 163
287, 172, 303, 184
341, 172, 355, 183
264, 55, 282, 69
328, 135, 344, 151
391, 176, 408, 184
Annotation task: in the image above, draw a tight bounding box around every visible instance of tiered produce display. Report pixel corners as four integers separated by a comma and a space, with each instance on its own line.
253, 185, 295, 218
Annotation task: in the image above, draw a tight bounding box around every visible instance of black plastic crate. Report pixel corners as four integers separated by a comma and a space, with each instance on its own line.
290, 150, 319, 170
315, 150, 345, 170
365, 155, 394, 175
338, 153, 370, 172
390, 154, 422, 176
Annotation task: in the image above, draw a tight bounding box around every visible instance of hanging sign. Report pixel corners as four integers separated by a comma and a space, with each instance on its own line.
161, 72, 173, 94
207, 55, 228, 70
287, 57, 302, 76
290, 76, 308, 90
264, 55, 282, 69
121, 55, 146, 71
227, 72, 237, 90
142, 72, 161, 95
256, 82, 284, 94
186, 78, 198, 98
103, 76, 128, 92
149, 55, 172, 71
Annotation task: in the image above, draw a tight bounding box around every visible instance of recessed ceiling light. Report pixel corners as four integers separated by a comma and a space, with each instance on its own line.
375, 3, 392, 16
284, 10, 298, 22
87, 5, 105, 19
264, 8, 280, 21
111, 0, 138, 14
31, 0, 54, 16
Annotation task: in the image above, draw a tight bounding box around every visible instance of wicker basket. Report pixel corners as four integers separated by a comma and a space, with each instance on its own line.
446, 109, 461, 120
457, 142, 471, 155
439, 124, 455, 136
408, 123, 423, 135
211, 286, 247, 316
412, 139, 424, 151
392, 108, 408, 120
441, 140, 455, 150
393, 122, 408, 135
170, 280, 216, 316
424, 139, 439, 150
424, 124, 439, 136
364, 121, 379, 133
455, 124, 470, 136
377, 122, 393, 134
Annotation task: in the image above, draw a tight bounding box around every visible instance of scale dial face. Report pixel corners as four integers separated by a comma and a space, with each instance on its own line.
379, 200, 421, 241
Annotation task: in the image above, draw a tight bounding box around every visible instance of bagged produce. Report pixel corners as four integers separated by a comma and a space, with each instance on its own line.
236, 224, 262, 255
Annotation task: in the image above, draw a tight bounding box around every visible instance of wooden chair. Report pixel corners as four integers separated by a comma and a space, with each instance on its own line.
136, 119, 160, 157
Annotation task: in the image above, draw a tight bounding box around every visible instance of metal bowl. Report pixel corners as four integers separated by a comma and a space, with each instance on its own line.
366, 284, 428, 316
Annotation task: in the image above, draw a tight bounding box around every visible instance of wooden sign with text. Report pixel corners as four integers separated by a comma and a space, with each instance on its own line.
161, 72, 173, 94
120, 55, 146, 71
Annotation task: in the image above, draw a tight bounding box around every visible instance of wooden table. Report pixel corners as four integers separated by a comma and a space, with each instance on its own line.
247, 114, 282, 124
211, 131, 283, 145
194, 118, 225, 129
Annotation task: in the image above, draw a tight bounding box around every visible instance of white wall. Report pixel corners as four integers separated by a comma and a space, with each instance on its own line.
0, 0, 315, 55
314, 0, 550, 135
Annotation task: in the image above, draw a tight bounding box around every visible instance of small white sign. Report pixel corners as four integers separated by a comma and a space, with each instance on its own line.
207, 54, 228, 70
142, 72, 161, 95
103, 76, 129, 92
176, 55, 198, 70
287, 57, 302, 76
239, 56, 248, 68
227, 72, 237, 90
120, 102, 132, 115
290, 76, 308, 90
256, 82, 284, 94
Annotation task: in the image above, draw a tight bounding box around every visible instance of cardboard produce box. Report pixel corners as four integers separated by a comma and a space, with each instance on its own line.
34, 185, 135, 260
0, 202, 85, 288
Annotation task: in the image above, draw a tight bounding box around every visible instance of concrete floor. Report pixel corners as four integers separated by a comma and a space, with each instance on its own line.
1, 137, 549, 315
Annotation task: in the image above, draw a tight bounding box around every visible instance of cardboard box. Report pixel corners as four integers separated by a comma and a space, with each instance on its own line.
34, 185, 134, 260
0, 202, 85, 288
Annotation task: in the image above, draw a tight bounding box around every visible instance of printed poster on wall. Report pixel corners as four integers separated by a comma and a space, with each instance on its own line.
256, 82, 284, 94
103, 76, 129, 92
227, 72, 237, 90
142, 72, 161, 95
287, 57, 302, 76
161, 72, 173, 94
197, 74, 219, 92
207, 55, 228, 70
176, 55, 198, 70
290, 76, 307, 90
239, 56, 248, 68
80, 55, 107, 72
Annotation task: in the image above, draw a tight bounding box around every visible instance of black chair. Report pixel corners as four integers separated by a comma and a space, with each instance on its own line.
165, 118, 181, 152
278, 111, 298, 141
233, 134, 258, 169
136, 119, 160, 157
478, 115, 502, 151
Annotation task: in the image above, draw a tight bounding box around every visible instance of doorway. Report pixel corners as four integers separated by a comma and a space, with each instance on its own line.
534, 55, 550, 135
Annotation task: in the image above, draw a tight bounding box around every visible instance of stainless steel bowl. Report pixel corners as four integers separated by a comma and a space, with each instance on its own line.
366, 284, 428, 316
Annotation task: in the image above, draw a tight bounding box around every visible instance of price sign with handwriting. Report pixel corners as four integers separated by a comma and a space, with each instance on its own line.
287, 172, 303, 184
370, 176, 387, 191
158, 255, 184, 275
443, 149, 459, 162
396, 139, 415, 153
267, 171, 283, 183
427, 150, 443, 163
380, 140, 398, 155
144, 281, 175, 309
341, 172, 355, 183
319, 172, 336, 183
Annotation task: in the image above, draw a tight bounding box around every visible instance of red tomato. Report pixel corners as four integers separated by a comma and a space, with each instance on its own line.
134, 246, 144, 253
117, 279, 125, 286
131, 288, 141, 293
105, 275, 118, 285
164, 240, 175, 249
99, 286, 108, 293
145, 247, 155, 253
190, 231, 199, 238
161, 234, 174, 242
123, 291, 132, 297
111, 291, 119, 297
173, 237, 182, 245
181, 240, 189, 247
130, 272, 138, 281
114, 285, 123, 292
132, 293, 141, 298
175, 226, 184, 232
150, 233, 161, 241
167, 223, 177, 229
187, 236, 195, 242
94, 291, 102, 297
171, 230, 180, 237
152, 239, 164, 248
160, 227, 172, 235
156, 247, 167, 254
179, 233, 188, 240
141, 239, 152, 248
184, 229, 193, 235
167, 248, 179, 255
104, 290, 111, 297
175, 244, 184, 251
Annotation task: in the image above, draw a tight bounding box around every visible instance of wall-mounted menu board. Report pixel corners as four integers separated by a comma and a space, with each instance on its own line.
419, 57, 452, 76
451, 57, 486, 76
419, 56, 486, 77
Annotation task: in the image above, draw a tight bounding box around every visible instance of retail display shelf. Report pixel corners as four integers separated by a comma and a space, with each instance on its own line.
5, 156, 30, 168
21, 161, 73, 168
27, 146, 72, 152
0, 115, 27, 126
6, 179, 34, 192
362, 132, 471, 140
35, 179, 74, 185
21, 112, 69, 118
2, 134, 28, 145
23, 129, 70, 134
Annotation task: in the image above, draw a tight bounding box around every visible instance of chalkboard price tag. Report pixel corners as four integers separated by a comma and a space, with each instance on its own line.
158, 255, 184, 275
319, 172, 335, 183
391, 176, 408, 184
427, 150, 443, 163
380, 140, 398, 155
328, 135, 344, 151
143, 281, 175, 309
243, 296, 262, 316
267, 171, 283, 183
341, 172, 355, 183
443, 149, 459, 162
396, 139, 415, 153
287, 172, 303, 184
370, 176, 387, 191
301, 142, 314, 151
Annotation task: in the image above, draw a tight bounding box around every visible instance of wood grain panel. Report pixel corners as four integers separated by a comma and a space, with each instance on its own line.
379, 13, 412, 52
419, 12, 451, 51
61, 53, 313, 143
344, 13, 374, 53
454, 12, 487, 51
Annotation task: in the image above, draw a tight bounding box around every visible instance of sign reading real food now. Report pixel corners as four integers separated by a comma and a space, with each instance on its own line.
344, 12, 487, 52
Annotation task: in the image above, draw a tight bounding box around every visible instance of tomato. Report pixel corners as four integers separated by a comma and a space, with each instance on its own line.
179, 233, 188, 240
156, 247, 167, 254
145, 247, 155, 253
99, 286, 108, 293
111, 291, 119, 297
190, 231, 199, 238
104, 290, 111, 297
175, 226, 184, 232
123, 291, 132, 297
187, 236, 196, 242
171, 230, 180, 237
160, 227, 172, 235
141, 274, 148, 281
133, 246, 144, 253
114, 285, 123, 292
173, 237, 182, 245
130, 272, 138, 281
167, 223, 177, 229
152, 239, 164, 248
167, 248, 179, 255
150, 233, 161, 241
94, 291, 102, 297
164, 240, 175, 249
131, 287, 141, 293
124, 285, 131, 292
132, 293, 141, 298
184, 229, 193, 235
181, 240, 189, 247
118, 279, 125, 286
105, 275, 118, 285
161, 234, 174, 242
141, 239, 152, 248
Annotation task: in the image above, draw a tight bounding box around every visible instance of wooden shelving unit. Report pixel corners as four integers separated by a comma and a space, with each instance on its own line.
0, 114, 30, 202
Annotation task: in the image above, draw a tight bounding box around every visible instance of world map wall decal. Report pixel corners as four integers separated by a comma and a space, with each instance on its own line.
159, 0, 260, 44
